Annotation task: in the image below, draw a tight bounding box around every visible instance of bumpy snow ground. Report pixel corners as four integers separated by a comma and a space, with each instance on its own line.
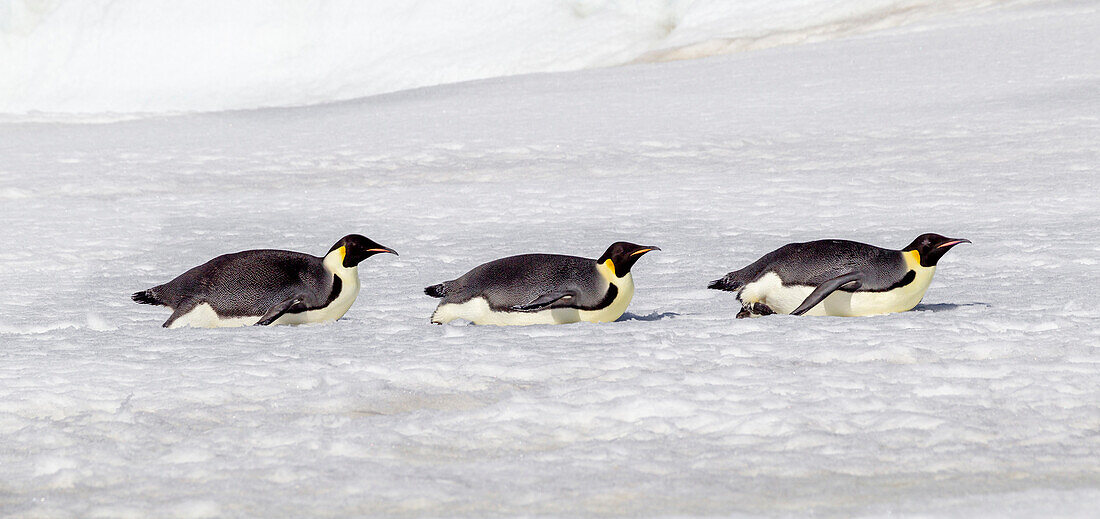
1, 1, 1099, 517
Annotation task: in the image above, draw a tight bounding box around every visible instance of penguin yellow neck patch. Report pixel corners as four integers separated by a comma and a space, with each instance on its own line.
325, 246, 352, 272
602, 259, 616, 277
903, 249, 921, 268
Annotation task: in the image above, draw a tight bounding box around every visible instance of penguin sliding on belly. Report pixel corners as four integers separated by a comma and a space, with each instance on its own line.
425, 242, 659, 325
132, 234, 397, 328
708, 233, 969, 318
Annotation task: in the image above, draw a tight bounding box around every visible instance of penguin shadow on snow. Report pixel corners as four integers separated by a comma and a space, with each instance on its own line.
616, 311, 680, 322
912, 302, 991, 313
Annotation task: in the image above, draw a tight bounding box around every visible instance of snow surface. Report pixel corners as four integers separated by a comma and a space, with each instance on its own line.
3, 0, 1029, 117
2, 0, 1100, 517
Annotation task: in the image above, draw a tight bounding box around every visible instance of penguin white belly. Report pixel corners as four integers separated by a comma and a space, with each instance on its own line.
432, 274, 635, 326
271, 277, 361, 325
739, 273, 816, 315
844, 266, 935, 316
431, 297, 569, 326
741, 267, 937, 317
579, 273, 635, 323
167, 303, 260, 329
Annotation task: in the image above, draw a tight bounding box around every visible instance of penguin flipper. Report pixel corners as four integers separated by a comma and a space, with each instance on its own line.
512, 290, 580, 311
254, 295, 306, 326
162, 300, 199, 328
790, 273, 864, 316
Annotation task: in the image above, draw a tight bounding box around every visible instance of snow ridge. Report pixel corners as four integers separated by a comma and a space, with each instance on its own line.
2, 0, 1014, 118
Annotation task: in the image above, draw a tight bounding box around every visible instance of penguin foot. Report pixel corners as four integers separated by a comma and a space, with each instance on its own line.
752, 303, 775, 316
736, 302, 775, 319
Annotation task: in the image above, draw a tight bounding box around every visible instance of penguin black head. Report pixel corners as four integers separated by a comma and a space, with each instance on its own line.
329, 234, 398, 268
597, 241, 660, 277
903, 233, 970, 267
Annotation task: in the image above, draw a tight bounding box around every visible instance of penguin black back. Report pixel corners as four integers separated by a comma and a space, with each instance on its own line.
145, 249, 331, 316
708, 234, 969, 318
709, 239, 905, 292
433, 254, 606, 311
425, 241, 659, 325
133, 234, 396, 328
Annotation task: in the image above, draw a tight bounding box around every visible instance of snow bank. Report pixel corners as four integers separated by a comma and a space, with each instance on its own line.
1, 0, 1097, 516
2, 0, 1011, 117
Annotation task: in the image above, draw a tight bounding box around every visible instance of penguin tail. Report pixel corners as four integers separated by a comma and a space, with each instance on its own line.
707, 275, 743, 292
131, 289, 165, 306
424, 283, 446, 298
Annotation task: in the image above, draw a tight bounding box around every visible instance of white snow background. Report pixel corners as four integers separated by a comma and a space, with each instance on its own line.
1, 0, 1030, 117
1, 0, 1099, 517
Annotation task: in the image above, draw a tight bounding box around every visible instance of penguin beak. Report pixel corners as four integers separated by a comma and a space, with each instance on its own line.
368, 247, 399, 256
630, 246, 661, 256
935, 239, 970, 250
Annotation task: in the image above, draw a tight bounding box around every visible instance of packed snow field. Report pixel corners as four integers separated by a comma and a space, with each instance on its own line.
2, 1, 1099, 517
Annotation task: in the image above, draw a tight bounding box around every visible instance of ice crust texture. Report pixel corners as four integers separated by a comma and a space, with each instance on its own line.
1, 0, 1099, 517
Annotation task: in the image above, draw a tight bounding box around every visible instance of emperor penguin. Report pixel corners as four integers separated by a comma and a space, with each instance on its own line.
424, 242, 660, 325
132, 234, 397, 328
708, 233, 969, 318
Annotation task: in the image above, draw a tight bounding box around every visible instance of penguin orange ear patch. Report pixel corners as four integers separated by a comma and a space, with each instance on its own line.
339, 246, 347, 261
603, 259, 616, 276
